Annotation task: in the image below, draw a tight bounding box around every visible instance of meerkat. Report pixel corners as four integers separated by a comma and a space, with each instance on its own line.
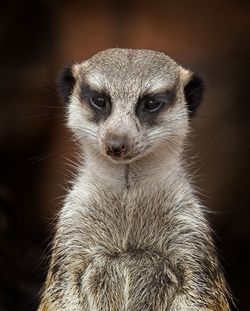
38, 48, 231, 311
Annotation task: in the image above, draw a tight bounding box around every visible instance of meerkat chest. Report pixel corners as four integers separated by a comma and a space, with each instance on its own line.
62, 184, 183, 258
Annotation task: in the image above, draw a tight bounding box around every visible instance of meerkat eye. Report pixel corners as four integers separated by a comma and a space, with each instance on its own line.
136, 90, 176, 124
90, 96, 108, 111
143, 99, 163, 113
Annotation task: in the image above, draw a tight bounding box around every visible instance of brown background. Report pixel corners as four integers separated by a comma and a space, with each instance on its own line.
0, 0, 249, 310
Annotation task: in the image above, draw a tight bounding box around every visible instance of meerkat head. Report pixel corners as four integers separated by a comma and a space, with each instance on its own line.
58, 49, 203, 164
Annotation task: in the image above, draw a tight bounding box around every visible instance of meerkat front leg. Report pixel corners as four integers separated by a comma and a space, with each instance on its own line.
38, 257, 90, 311
170, 293, 230, 311
38, 278, 89, 311
80, 256, 125, 310
168, 268, 230, 311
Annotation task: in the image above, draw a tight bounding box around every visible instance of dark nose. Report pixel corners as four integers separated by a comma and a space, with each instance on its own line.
105, 133, 128, 158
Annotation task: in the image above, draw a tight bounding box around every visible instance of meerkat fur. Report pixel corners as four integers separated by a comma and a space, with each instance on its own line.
38, 48, 231, 311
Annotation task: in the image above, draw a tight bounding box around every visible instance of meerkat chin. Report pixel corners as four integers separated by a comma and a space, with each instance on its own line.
38, 49, 231, 311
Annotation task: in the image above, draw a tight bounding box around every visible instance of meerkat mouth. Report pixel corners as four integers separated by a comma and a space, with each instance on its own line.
104, 152, 141, 164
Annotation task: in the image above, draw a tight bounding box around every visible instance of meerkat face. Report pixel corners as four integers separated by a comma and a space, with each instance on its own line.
59, 49, 203, 163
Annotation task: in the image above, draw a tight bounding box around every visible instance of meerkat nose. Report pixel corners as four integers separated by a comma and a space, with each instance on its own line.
104, 133, 128, 158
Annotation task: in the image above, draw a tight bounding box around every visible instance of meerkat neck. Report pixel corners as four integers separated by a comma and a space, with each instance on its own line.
82, 148, 183, 189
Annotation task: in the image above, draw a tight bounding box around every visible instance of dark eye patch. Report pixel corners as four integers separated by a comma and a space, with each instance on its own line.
136, 89, 176, 125
80, 84, 111, 122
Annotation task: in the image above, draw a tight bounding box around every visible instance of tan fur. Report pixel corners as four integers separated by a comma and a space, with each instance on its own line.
38, 49, 231, 310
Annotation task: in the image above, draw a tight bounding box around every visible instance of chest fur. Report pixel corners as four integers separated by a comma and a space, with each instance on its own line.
59, 184, 195, 260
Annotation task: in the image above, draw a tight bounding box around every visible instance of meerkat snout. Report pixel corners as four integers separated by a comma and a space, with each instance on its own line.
104, 132, 128, 158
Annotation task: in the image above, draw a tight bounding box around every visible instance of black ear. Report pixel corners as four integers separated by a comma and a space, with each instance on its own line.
184, 73, 204, 117
57, 64, 76, 104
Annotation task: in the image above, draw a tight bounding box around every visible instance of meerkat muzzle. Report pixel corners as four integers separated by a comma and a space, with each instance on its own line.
104, 133, 128, 158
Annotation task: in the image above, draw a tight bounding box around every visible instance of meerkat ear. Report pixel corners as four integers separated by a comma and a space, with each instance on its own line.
183, 70, 204, 117
57, 64, 77, 104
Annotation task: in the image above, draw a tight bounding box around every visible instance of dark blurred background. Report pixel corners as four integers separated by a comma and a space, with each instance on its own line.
0, 0, 249, 310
